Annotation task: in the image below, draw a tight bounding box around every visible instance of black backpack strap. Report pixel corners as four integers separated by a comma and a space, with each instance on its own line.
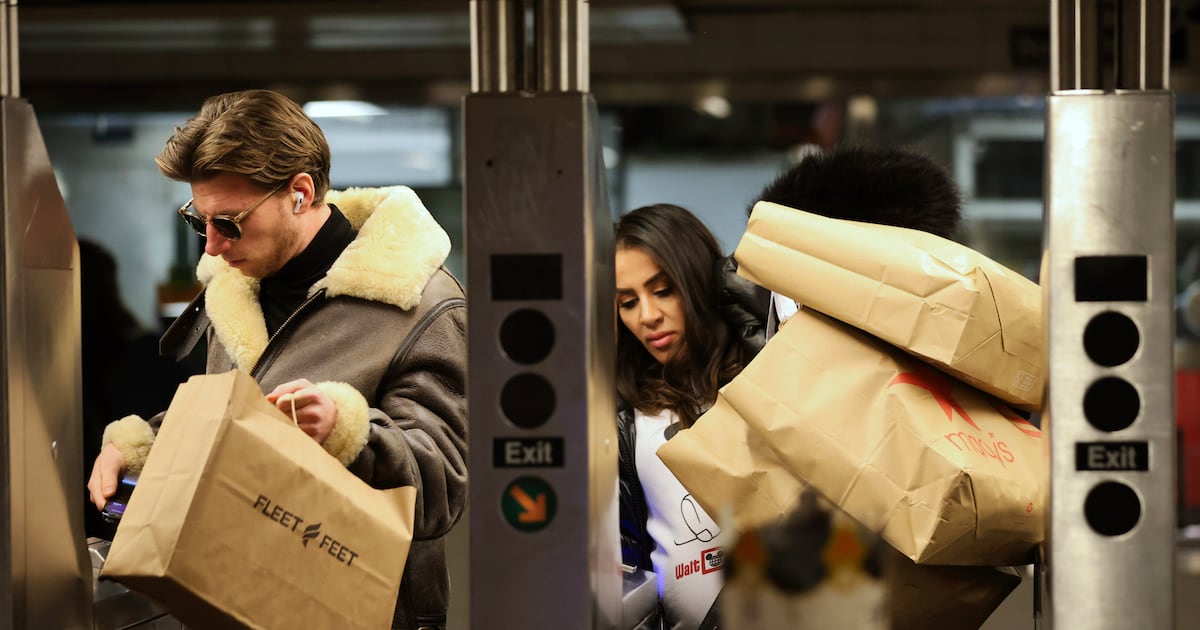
159, 290, 209, 361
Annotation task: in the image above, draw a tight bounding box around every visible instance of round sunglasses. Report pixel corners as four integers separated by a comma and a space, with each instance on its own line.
177, 184, 283, 241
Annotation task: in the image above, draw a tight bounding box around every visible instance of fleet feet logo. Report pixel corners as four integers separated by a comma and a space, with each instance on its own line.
253, 495, 360, 566
302, 523, 322, 547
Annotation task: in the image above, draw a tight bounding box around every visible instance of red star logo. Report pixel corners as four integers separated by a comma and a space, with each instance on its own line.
989, 400, 1042, 437
889, 364, 982, 431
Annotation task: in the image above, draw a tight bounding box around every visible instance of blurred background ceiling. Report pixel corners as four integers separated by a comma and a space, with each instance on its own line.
17, 0, 1200, 112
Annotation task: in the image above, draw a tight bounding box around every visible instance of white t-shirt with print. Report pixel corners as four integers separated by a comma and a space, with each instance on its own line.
767, 291, 799, 336
635, 408, 727, 630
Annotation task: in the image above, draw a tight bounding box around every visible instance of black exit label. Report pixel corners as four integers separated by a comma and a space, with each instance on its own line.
494, 438, 564, 468
1075, 441, 1149, 471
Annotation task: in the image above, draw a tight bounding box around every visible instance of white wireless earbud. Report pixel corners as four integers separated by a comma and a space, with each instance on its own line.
292, 192, 303, 214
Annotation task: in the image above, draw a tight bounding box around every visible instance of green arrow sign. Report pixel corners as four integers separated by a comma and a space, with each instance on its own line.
501, 476, 557, 532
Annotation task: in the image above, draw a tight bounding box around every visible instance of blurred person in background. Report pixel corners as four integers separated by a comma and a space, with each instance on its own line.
747, 146, 962, 334
79, 238, 195, 540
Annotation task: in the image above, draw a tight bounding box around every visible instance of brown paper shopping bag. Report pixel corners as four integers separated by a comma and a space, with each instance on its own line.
723, 309, 1044, 566
672, 470, 1019, 630
886, 555, 1023, 630
100, 370, 416, 630
658, 393, 807, 529
735, 201, 1044, 409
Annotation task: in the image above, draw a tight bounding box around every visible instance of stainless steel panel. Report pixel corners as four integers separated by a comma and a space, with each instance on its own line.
0, 1, 16, 99
469, 0, 523, 93
1052, 0, 1102, 91
0, 96, 90, 629
1116, 0, 1169, 91
89, 539, 179, 630
1043, 92, 1175, 630
1052, 0, 1169, 92
1179, 534, 1200, 629
535, 0, 587, 92
464, 92, 620, 629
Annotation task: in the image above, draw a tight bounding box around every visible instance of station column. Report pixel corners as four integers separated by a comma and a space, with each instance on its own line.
463, 1, 621, 628
1042, 1, 1176, 628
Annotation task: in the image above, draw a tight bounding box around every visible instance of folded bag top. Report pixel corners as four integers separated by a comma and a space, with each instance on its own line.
735, 201, 1044, 410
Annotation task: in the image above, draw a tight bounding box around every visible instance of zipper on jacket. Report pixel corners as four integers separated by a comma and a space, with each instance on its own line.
618, 409, 654, 570
620, 445, 651, 567
249, 289, 325, 376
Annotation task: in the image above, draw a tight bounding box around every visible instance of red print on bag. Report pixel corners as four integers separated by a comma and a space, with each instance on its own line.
989, 400, 1042, 438
889, 363, 1039, 468
889, 364, 982, 431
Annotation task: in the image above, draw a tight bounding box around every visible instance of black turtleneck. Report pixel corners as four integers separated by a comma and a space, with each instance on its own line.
258, 204, 356, 336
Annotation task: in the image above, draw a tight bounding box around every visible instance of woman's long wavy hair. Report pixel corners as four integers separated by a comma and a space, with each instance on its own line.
615, 204, 748, 427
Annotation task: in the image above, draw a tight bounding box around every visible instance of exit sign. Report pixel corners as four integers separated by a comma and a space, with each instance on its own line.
493, 438, 564, 468
1075, 441, 1150, 472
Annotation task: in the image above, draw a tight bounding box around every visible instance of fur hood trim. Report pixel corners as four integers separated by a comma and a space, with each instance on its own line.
198, 186, 451, 371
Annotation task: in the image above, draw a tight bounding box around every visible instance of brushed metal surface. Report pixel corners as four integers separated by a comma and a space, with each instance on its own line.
0, 96, 90, 630
535, 0, 588, 92
88, 539, 180, 630
1052, 0, 1101, 91
464, 92, 620, 629
1115, 0, 1169, 90
1043, 91, 1176, 630
470, 0, 522, 93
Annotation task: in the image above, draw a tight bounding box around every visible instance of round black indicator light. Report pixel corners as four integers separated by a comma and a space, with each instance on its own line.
1084, 481, 1141, 537
1083, 311, 1140, 367
1083, 377, 1140, 432
500, 309, 555, 365
500, 373, 556, 429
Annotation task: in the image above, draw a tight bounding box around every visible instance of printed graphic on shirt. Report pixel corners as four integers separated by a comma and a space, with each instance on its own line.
636, 408, 727, 629
671, 494, 724, 580
674, 494, 720, 545
674, 546, 726, 579
701, 546, 724, 574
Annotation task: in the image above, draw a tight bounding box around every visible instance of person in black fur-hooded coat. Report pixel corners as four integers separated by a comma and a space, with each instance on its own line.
739, 145, 963, 333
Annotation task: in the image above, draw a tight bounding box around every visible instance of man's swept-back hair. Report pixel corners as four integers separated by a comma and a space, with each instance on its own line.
751, 146, 962, 239
155, 89, 332, 202
615, 204, 748, 427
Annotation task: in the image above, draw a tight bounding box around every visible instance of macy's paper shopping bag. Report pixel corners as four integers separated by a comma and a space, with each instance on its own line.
735, 201, 1044, 410
658, 418, 1024, 630
723, 309, 1044, 566
100, 370, 416, 630
715, 488, 1022, 630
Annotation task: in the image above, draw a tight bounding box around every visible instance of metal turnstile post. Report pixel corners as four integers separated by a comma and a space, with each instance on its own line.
464, 1, 622, 628
1041, 1, 1176, 628
0, 0, 94, 627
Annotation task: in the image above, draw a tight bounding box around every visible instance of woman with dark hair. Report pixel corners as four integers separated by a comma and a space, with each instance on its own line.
615, 203, 764, 630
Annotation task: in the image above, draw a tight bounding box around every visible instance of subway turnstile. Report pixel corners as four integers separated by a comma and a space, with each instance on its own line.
464, 1, 623, 628
1040, 1, 1176, 628
0, 0, 92, 627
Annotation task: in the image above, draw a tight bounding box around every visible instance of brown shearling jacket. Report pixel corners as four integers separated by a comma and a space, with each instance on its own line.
104, 186, 467, 630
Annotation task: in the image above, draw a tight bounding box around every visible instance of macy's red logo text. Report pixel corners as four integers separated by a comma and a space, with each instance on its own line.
888, 364, 1041, 469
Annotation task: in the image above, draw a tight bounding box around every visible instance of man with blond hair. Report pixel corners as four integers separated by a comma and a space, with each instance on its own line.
87, 89, 467, 630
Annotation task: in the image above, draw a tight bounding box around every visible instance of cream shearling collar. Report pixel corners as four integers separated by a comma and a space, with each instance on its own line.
197, 186, 452, 371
